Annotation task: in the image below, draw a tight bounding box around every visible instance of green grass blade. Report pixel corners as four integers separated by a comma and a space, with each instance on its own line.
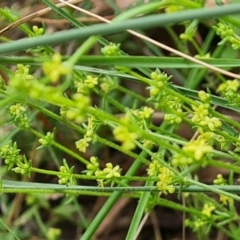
1, 4, 240, 54
0, 217, 21, 240
125, 181, 154, 240
1, 56, 240, 68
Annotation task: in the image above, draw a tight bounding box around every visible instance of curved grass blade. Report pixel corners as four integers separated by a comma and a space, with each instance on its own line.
0, 4, 240, 54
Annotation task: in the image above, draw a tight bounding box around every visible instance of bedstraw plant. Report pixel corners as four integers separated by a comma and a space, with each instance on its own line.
1, 0, 240, 239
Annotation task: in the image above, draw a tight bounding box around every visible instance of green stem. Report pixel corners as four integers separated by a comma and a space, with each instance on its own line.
33, 207, 47, 236
126, 180, 154, 240
155, 197, 203, 216
0, 217, 21, 240
3, 179, 240, 194
29, 128, 89, 165
208, 159, 240, 174
191, 38, 203, 55
96, 89, 126, 112
116, 85, 147, 103
30, 165, 158, 182
187, 178, 240, 201
67, 36, 99, 66
166, 26, 186, 52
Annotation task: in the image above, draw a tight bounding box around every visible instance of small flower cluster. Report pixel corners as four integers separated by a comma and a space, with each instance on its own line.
99, 76, 116, 93
191, 91, 233, 151
213, 22, 240, 50
131, 106, 154, 128
171, 153, 193, 167
180, 29, 195, 42
9, 64, 33, 95
172, 138, 213, 166
148, 70, 171, 98
148, 160, 175, 194
136, 106, 154, 119
9, 65, 70, 108
141, 139, 154, 148
213, 173, 226, 185
180, 20, 197, 42
202, 203, 216, 217
60, 93, 90, 123
217, 80, 240, 107
58, 159, 75, 185
164, 111, 182, 125
28, 26, 49, 54
32, 25, 44, 36
213, 174, 233, 205
75, 116, 97, 152
217, 79, 239, 93
9, 103, 30, 129
46, 228, 61, 240
148, 70, 183, 124
76, 75, 98, 94
95, 162, 121, 187
198, 90, 211, 103
39, 130, 55, 148
43, 53, 71, 83
84, 157, 121, 187
185, 202, 216, 231
113, 113, 139, 151
101, 43, 121, 56
113, 125, 138, 151
191, 103, 222, 132
0, 141, 21, 170
12, 155, 32, 177
85, 156, 100, 176
147, 159, 161, 177
0, 141, 32, 176
14, 64, 34, 81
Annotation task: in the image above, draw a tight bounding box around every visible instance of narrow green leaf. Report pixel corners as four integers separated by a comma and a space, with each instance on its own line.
0, 4, 240, 54
1, 56, 240, 68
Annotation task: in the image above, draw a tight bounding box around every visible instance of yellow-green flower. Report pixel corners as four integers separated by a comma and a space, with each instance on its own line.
43, 53, 71, 83
103, 163, 121, 178
202, 203, 215, 217
199, 116, 222, 131
101, 43, 121, 56
147, 160, 161, 177
113, 125, 138, 151
9, 103, 26, 116
198, 90, 211, 103
171, 153, 193, 166
138, 106, 154, 119
84, 75, 98, 88
46, 228, 61, 240
75, 138, 90, 152
217, 79, 239, 93
86, 156, 99, 176
183, 139, 213, 161
219, 194, 234, 205
156, 166, 175, 194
